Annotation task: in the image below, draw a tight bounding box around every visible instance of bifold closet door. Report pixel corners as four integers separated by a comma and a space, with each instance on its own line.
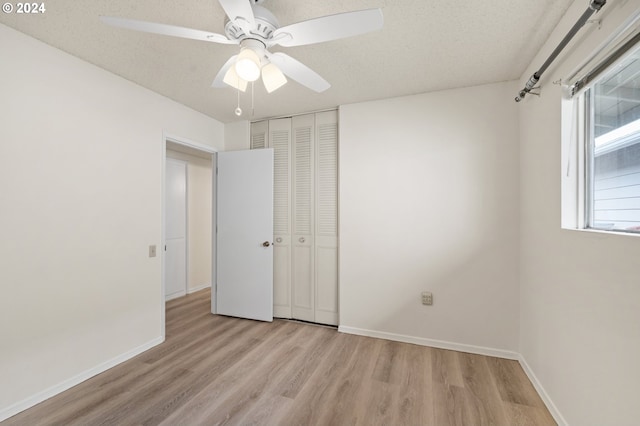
268, 118, 293, 319
250, 120, 267, 150
250, 112, 339, 326
314, 111, 338, 325
291, 114, 315, 322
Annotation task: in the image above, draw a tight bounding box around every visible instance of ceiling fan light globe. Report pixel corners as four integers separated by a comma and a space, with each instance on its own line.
223, 66, 248, 92
235, 48, 261, 82
262, 63, 287, 93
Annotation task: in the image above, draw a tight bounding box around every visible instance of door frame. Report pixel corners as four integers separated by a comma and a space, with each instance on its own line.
161, 132, 217, 340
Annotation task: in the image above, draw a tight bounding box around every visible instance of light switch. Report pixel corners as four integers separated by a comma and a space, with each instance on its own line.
149, 245, 157, 258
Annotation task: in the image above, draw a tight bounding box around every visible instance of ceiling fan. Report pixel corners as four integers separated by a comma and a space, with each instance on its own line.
100, 0, 384, 95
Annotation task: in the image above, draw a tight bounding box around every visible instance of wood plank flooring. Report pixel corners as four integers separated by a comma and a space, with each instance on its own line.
2, 289, 556, 425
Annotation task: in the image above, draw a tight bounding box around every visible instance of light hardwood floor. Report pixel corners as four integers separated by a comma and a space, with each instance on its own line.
3, 289, 556, 425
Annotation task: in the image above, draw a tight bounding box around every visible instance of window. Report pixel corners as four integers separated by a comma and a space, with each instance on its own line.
583, 44, 640, 233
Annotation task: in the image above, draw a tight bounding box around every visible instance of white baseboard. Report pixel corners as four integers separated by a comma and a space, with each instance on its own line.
165, 290, 186, 301
1, 325, 565, 426
518, 354, 568, 426
337, 326, 565, 425
188, 283, 210, 294
0, 336, 164, 422
338, 325, 519, 360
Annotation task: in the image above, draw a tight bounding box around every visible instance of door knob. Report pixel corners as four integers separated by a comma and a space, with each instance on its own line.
262, 241, 272, 247
276, 237, 282, 243
299, 237, 305, 243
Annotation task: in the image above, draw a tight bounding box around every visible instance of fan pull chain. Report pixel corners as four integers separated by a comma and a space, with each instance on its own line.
234, 83, 242, 116
251, 81, 255, 117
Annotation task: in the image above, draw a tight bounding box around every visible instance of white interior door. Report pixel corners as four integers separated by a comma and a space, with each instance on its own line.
165, 158, 187, 300
216, 149, 274, 322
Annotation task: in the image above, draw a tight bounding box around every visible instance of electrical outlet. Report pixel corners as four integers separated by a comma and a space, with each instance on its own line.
421, 291, 433, 306
149, 245, 157, 258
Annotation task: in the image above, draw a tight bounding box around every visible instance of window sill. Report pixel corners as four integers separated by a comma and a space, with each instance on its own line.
561, 226, 640, 239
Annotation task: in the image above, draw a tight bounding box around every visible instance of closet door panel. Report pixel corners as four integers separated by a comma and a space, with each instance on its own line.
269, 118, 292, 318
273, 240, 291, 318
250, 121, 268, 149
291, 114, 315, 322
314, 110, 339, 326
292, 244, 313, 321
315, 245, 338, 325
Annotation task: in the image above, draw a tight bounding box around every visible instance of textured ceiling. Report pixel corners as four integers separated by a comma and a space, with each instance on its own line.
0, 0, 575, 123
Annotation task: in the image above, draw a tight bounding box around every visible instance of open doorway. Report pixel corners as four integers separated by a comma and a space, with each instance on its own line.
162, 134, 217, 338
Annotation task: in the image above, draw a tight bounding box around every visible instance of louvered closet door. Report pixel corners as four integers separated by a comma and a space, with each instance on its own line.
268, 118, 293, 319
314, 111, 339, 325
250, 120, 267, 150
250, 112, 339, 325
291, 114, 315, 322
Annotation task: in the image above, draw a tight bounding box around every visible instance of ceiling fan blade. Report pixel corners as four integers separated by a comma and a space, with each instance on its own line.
212, 55, 238, 88
271, 8, 383, 47
266, 52, 330, 93
100, 16, 236, 45
217, 0, 255, 34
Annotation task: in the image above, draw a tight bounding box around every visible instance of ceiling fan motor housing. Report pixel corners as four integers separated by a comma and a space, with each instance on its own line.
224, 5, 279, 43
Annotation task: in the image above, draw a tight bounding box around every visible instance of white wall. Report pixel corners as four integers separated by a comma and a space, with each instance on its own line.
166, 150, 212, 292
518, 0, 640, 424
224, 120, 250, 151
339, 81, 520, 354
0, 24, 223, 419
